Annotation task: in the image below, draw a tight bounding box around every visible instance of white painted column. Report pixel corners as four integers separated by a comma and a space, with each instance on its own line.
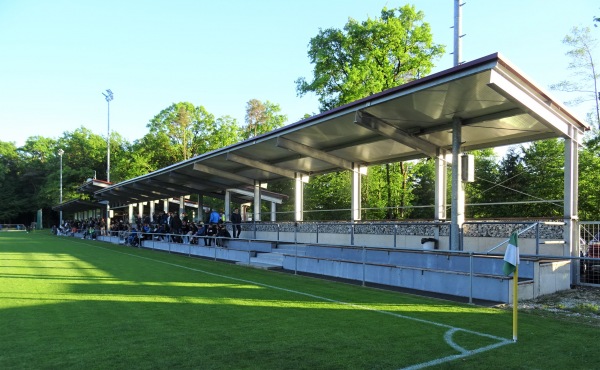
295, 174, 304, 222
564, 128, 580, 284
253, 181, 261, 222
224, 190, 231, 222
179, 196, 185, 216
450, 118, 465, 250
163, 198, 169, 213
138, 202, 144, 221
128, 204, 134, 224
271, 202, 276, 221
351, 164, 362, 221
435, 149, 448, 221
199, 194, 204, 222
149, 200, 155, 222
106, 204, 111, 234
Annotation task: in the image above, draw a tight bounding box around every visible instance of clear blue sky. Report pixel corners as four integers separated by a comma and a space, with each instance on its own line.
1, 0, 598, 147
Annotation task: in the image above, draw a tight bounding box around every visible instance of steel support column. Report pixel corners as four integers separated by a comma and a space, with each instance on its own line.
450, 118, 465, 250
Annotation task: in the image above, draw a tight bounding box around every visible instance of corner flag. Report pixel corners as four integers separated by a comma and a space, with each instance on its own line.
503, 231, 520, 342
503, 232, 519, 275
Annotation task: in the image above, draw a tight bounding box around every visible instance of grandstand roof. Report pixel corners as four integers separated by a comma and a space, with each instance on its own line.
93, 52, 588, 206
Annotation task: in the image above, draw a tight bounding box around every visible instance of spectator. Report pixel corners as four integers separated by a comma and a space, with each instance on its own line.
231, 208, 242, 238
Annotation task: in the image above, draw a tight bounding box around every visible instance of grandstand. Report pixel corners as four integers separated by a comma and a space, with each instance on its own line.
0, 224, 28, 232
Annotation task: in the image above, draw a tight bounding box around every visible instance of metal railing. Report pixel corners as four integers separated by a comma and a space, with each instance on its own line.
52, 220, 599, 295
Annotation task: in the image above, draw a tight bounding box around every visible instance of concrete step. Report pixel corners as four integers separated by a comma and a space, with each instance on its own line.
236, 261, 282, 270
272, 244, 307, 256
251, 253, 284, 265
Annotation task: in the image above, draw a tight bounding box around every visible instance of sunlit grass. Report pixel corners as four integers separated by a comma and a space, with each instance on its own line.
1, 232, 599, 369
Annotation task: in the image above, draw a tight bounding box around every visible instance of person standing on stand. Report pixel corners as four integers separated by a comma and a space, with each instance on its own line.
231, 208, 242, 238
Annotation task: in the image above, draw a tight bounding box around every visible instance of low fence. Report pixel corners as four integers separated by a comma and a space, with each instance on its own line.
0, 224, 28, 232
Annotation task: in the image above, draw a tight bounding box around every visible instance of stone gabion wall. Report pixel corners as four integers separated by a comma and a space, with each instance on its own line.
241, 220, 564, 239
462, 221, 563, 239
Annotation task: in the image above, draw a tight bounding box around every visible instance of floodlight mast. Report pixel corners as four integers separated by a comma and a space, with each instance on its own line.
58, 149, 64, 227
102, 89, 113, 182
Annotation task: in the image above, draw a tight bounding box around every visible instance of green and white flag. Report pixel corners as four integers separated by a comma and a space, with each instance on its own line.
503, 232, 519, 276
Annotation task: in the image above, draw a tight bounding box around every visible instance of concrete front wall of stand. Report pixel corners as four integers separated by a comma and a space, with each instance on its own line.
537, 260, 571, 295
96, 235, 120, 244
462, 237, 565, 255
301, 245, 534, 278
143, 241, 251, 262
253, 230, 566, 255
282, 256, 532, 302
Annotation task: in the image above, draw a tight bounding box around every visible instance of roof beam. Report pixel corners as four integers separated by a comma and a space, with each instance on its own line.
113, 186, 152, 199
354, 111, 439, 157
193, 163, 255, 185
488, 70, 576, 140
414, 108, 526, 135
145, 180, 196, 196
227, 187, 284, 204
169, 171, 224, 190
103, 190, 145, 202
226, 153, 308, 181
131, 183, 174, 198
276, 137, 354, 171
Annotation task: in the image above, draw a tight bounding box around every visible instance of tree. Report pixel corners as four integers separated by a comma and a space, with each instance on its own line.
550, 26, 599, 128
579, 139, 600, 220
521, 139, 565, 217
210, 115, 242, 150
147, 102, 216, 162
0, 141, 24, 222
18, 136, 59, 213
464, 149, 500, 218
243, 99, 287, 139
295, 4, 445, 111
408, 158, 436, 219
489, 148, 527, 218
303, 171, 351, 220
363, 162, 413, 220
294, 4, 444, 220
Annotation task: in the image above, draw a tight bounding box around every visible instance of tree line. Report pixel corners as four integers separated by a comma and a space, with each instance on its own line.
1, 5, 599, 225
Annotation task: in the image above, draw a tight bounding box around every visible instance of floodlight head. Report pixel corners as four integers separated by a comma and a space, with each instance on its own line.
102, 89, 114, 102
58, 149, 64, 156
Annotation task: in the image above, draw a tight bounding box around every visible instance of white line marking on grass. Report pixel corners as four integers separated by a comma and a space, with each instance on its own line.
89, 242, 513, 368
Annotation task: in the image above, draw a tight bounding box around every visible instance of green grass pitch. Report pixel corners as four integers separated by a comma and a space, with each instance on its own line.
0, 232, 598, 369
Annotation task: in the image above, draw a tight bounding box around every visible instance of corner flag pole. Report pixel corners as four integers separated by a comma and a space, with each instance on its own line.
503, 230, 520, 343
512, 264, 518, 342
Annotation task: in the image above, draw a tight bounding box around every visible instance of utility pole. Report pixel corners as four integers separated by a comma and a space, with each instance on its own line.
453, 0, 465, 66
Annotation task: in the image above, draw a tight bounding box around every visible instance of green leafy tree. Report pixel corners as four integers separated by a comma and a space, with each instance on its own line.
304, 171, 351, 220
295, 4, 444, 220
209, 115, 242, 151
0, 141, 24, 222
520, 139, 565, 217
363, 162, 413, 220
408, 159, 436, 219
464, 149, 500, 218
147, 102, 216, 162
18, 136, 58, 211
487, 148, 527, 218
102, 132, 135, 183
266, 178, 295, 221
134, 131, 185, 170
243, 99, 287, 140
296, 4, 445, 111
550, 26, 599, 127
579, 139, 600, 220
61, 127, 111, 184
